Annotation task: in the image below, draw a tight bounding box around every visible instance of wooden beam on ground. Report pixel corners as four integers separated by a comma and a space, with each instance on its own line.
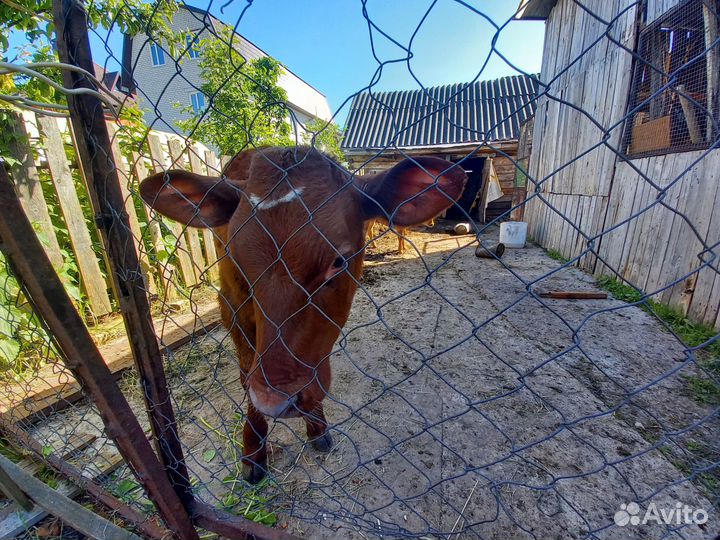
0, 461, 34, 512
0, 453, 137, 540
0, 424, 170, 540
538, 290, 608, 299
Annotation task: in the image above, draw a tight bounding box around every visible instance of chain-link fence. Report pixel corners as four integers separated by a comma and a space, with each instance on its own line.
1, 0, 719, 539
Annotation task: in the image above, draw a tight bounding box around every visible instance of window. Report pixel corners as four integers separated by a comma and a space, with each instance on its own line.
150, 43, 165, 66
186, 35, 200, 59
190, 92, 205, 114
624, 0, 719, 157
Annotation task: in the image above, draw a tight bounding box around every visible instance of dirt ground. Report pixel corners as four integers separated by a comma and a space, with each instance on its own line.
30, 223, 718, 539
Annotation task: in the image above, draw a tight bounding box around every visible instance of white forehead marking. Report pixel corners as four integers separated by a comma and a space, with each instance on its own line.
247, 186, 305, 211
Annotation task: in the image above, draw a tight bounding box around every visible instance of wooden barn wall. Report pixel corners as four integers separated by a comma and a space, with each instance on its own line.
526, 0, 720, 327
525, 0, 638, 272
597, 151, 720, 327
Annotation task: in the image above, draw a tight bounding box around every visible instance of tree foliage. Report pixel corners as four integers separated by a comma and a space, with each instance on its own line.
1, 0, 179, 105
176, 26, 291, 155
302, 118, 346, 163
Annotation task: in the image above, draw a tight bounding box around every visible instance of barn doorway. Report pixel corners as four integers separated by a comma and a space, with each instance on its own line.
445, 157, 485, 220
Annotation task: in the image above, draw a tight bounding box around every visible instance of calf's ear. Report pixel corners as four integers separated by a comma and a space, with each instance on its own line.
139, 170, 241, 227
358, 157, 467, 226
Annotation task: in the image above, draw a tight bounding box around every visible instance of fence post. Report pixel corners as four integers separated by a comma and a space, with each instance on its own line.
188, 145, 219, 282
51, 0, 198, 534
147, 134, 198, 289
7, 111, 64, 271
37, 114, 113, 316
132, 149, 179, 299
166, 138, 204, 285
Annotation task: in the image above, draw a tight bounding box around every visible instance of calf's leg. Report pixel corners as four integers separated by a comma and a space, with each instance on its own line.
242, 402, 269, 484
303, 401, 333, 452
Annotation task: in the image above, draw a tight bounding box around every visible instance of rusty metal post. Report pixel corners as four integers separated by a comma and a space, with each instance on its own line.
0, 165, 197, 539
51, 0, 195, 517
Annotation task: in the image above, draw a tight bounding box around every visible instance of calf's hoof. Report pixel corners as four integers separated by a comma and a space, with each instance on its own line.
242, 461, 267, 485
310, 431, 333, 453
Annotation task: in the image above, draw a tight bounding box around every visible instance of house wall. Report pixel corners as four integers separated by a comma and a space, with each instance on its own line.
128, 7, 331, 136
525, 0, 720, 327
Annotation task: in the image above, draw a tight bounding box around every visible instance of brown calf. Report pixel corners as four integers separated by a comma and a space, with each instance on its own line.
140, 146, 466, 483
366, 218, 436, 254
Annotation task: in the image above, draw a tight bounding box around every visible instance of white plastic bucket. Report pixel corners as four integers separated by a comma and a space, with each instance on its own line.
499, 221, 528, 248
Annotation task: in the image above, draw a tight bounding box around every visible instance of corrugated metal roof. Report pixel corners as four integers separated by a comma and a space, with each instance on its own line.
341, 74, 539, 151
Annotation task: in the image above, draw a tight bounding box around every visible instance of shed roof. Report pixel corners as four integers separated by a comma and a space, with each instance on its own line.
515, 0, 558, 20
341, 74, 539, 152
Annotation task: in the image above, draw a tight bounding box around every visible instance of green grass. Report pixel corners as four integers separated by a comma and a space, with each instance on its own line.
0, 437, 59, 489
596, 275, 720, 405
199, 413, 279, 527
546, 248, 570, 263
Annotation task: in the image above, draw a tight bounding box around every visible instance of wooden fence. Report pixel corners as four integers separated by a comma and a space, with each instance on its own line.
5, 109, 225, 319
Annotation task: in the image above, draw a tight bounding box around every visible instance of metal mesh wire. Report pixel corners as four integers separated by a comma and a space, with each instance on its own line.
1, 0, 719, 539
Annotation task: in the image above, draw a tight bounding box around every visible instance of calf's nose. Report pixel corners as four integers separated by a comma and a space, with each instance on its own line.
248, 386, 297, 418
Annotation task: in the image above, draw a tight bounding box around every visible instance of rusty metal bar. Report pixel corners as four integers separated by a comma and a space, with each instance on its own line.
0, 164, 196, 539
51, 0, 195, 516
190, 500, 301, 540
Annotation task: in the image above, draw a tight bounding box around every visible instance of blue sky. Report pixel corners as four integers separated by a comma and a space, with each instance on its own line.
90, 1, 546, 126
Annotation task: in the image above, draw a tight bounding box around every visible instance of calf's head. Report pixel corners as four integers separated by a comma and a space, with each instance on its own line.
140, 147, 466, 418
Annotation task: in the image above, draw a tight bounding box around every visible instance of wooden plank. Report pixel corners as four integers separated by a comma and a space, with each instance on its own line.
132, 150, 178, 299
687, 152, 720, 324
38, 116, 112, 316
146, 135, 197, 288
7, 111, 63, 270
105, 122, 157, 295
204, 149, 222, 175
655, 154, 694, 305
0, 462, 33, 511
188, 147, 219, 282
167, 138, 204, 285
0, 453, 134, 540
634, 154, 668, 291
0, 300, 221, 425
643, 154, 684, 292
669, 155, 717, 313
623, 160, 656, 286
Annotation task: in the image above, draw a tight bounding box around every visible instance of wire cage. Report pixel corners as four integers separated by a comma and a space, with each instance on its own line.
0, 0, 718, 539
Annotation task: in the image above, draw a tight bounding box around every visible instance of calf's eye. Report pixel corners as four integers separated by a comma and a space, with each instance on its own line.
332, 256, 346, 269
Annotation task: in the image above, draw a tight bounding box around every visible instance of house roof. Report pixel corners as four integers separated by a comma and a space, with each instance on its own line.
341, 74, 539, 152
92, 62, 134, 101
515, 0, 558, 20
